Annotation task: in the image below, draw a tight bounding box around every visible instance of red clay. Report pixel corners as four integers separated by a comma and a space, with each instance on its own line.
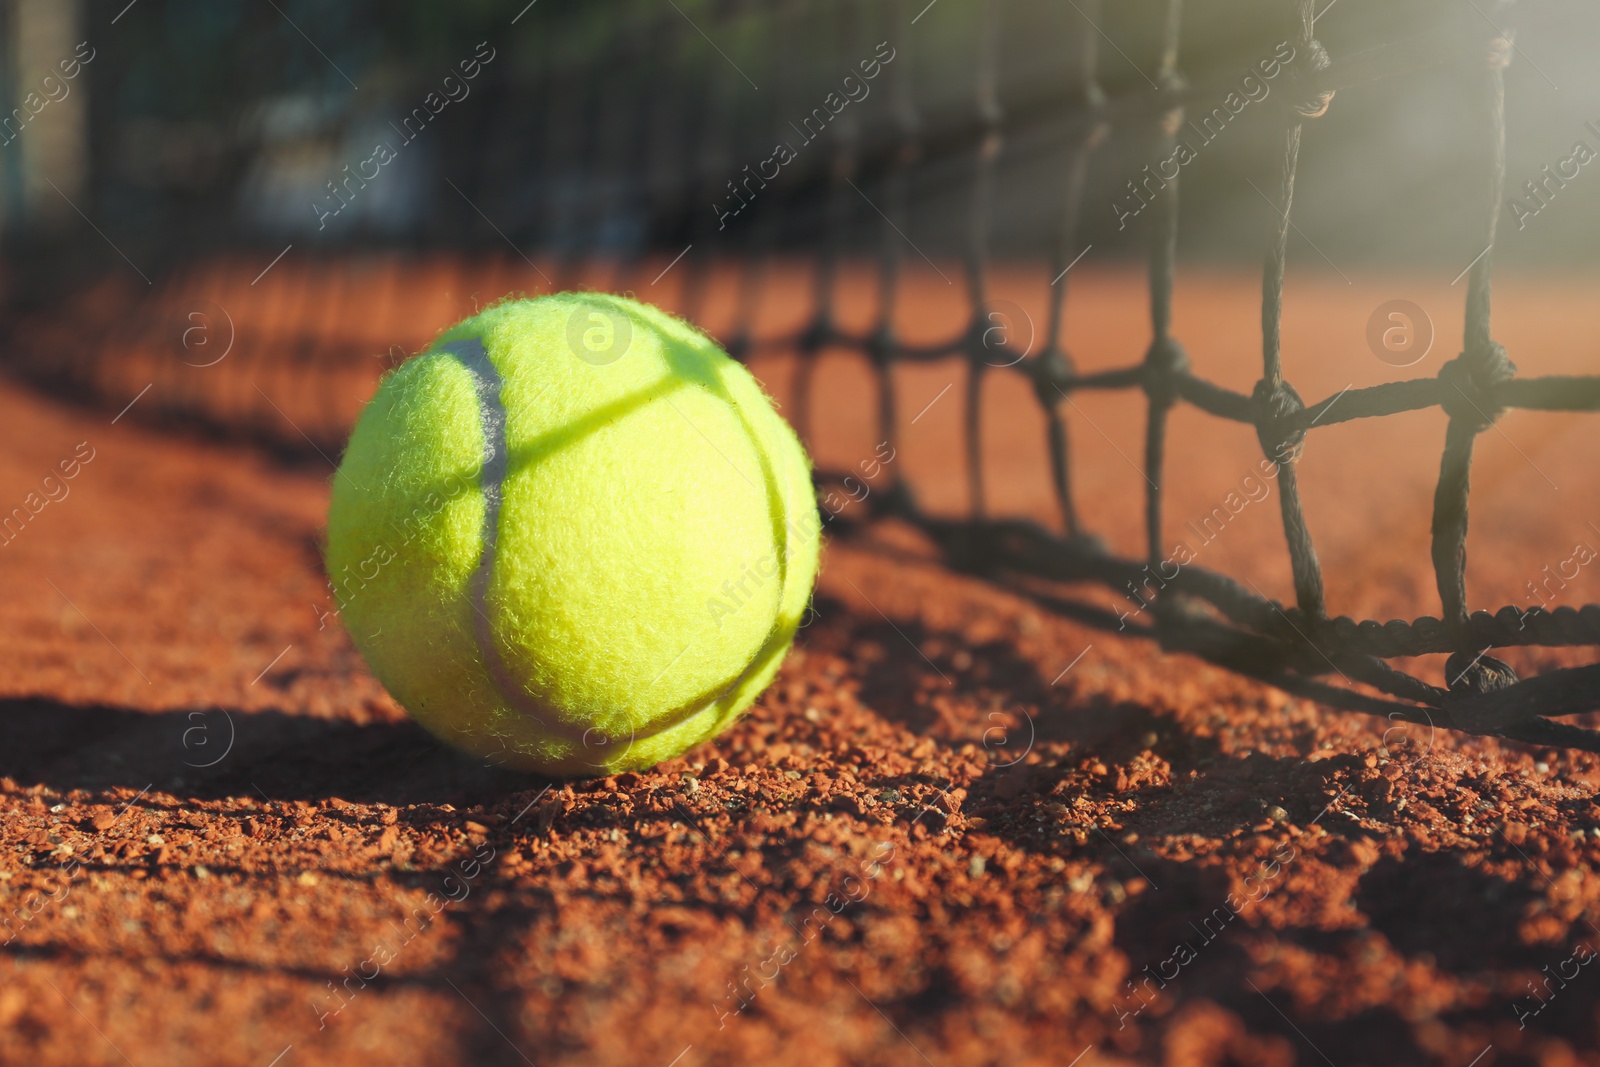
0, 259, 1596, 1066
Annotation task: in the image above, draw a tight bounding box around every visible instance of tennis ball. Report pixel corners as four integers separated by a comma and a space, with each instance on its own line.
326, 293, 820, 776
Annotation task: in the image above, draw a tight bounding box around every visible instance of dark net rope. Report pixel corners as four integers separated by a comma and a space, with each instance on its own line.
787, 0, 1600, 752
7, 0, 1600, 751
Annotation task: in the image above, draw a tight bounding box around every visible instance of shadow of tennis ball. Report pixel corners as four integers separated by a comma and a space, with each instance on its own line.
179, 707, 236, 769
566, 302, 633, 365
1366, 299, 1434, 368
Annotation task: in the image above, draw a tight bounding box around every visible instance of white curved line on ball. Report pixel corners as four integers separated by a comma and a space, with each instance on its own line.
439, 333, 787, 766
439, 336, 605, 751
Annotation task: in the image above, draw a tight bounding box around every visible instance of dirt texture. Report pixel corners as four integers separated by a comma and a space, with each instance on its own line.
0, 259, 1597, 1067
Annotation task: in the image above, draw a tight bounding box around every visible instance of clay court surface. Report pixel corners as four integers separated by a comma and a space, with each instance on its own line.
1, 261, 1599, 1066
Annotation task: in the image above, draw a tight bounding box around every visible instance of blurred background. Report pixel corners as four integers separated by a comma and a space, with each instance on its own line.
0, 0, 1594, 441
0, 0, 1593, 614
3, 0, 1596, 283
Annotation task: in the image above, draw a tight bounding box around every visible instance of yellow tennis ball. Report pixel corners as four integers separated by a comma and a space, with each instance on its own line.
326, 293, 820, 776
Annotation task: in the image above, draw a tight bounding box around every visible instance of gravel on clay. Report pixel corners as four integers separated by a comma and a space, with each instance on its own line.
0, 264, 1597, 1067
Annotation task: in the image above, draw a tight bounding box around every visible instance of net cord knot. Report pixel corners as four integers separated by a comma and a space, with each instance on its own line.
1291, 38, 1336, 119
1251, 378, 1309, 466
1140, 336, 1189, 407
1029, 345, 1075, 403
798, 314, 830, 355
1445, 649, 1519, 697
1437, 344, 1516, 430
867, 324, 895, 368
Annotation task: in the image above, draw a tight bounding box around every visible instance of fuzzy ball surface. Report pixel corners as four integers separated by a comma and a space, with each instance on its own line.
326, 293, 820, 776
